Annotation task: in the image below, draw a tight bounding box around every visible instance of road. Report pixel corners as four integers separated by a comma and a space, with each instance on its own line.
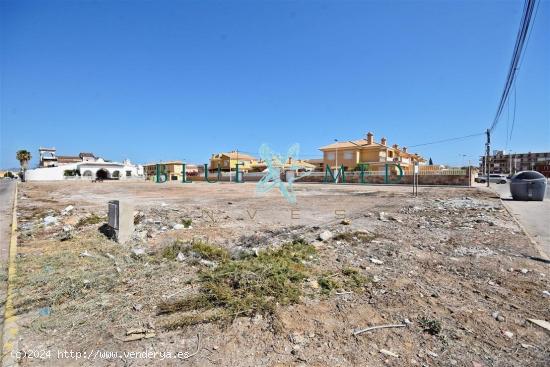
489, 181, 550, 258
0, 180, 16, 262
0, 179, 16, 354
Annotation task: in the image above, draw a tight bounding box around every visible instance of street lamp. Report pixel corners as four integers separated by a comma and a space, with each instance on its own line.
459, 154, 467, 168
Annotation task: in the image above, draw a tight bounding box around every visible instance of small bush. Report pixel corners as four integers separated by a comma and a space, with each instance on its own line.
188, 241, 229, 262
158, 241, 316, 329
419, 316, 442, 335
318, 275, 340, 294
158, 240, 188, 260
333, 231, 377, 244
76, 214, 105, 228
181, 218, 192, 228
341, 267, 369, 290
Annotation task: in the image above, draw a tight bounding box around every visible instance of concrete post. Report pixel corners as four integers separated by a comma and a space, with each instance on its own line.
108, 200, 134, 243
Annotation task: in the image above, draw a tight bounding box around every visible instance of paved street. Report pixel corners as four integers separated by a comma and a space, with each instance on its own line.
489, 181, 550, 258
0, 180, 16, 262
0, 179, 16, 348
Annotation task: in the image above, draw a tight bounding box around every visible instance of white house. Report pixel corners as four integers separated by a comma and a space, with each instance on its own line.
25, 148, 143, 181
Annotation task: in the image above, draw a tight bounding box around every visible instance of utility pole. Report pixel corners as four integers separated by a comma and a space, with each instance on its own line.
485, 129, 490, 187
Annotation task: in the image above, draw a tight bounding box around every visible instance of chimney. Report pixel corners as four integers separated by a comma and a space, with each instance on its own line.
366, 132, 374, 144
380, 137, 387, 146
392, 144, 399, 150
402, 146, 407, 153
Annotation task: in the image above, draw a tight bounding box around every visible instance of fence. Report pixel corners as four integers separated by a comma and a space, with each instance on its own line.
186, 168, 474, 186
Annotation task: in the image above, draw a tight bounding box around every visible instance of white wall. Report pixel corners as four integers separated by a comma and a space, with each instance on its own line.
25, 162, 143, 181
25, 163, 78, 181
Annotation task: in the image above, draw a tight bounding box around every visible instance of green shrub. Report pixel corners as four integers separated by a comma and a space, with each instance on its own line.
158, 241, 316, 329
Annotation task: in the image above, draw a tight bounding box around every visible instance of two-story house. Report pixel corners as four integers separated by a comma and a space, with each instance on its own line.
319, 132, 424, 173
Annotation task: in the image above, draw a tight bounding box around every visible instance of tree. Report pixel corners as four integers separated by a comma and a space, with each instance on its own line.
428, 157, 433, 166
16, 150, 32, 170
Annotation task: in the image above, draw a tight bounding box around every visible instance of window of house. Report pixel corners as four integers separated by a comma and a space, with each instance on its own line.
343, 150, 353, 160
388, 151, 393, 158
126, 170, 132, 177
326, 152, 335, 160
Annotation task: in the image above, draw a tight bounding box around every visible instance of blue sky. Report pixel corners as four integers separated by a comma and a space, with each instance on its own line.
1, 0, 548, 169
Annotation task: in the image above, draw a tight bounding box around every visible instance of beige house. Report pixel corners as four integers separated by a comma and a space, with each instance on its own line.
143, 161, 198, 181
319, 132, 425, 173
209, 151, 257, 172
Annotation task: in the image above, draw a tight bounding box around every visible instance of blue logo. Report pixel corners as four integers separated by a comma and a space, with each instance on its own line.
256, 143, 313, 204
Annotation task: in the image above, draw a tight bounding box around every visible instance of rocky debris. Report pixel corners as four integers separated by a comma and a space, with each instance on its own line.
172, 223, 185, 230
122, 328, 156, 342
319, 230, 333, 241
131, 248, 146, 257
43, 215, 58, 226
426, 351, 439, 358
454, 246, 496, 257
340, 218, 351, 225
132, 230, 148, 242
133, 303, 143, 311
176, 252, 186, 262
378, 212, 387, 221
79, 250, 94, 258
230, 247, 259, 259
370, 258, 384, 265
134, 211, 145, 224
543, 290, 550, 298
503, 330, 514, 339
380, 349, 399, 358
199, 259, 217, 268
59, 225, 74, 241
61, 205, 74, 216
492, 311, 505, 322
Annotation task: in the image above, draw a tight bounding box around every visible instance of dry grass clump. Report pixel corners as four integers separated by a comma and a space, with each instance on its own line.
333, 231, 377, 244
318, 266, 370, 295
75, 213, 106, 228
158, 239, 229, 262
158, 240, 316, 329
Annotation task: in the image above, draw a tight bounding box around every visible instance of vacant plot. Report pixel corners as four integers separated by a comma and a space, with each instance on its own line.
11, 181, 550, 366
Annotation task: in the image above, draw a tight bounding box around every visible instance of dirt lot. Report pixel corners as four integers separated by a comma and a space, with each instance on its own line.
11, 181, 550, 366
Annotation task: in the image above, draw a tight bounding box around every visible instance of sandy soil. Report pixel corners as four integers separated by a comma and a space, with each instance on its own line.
10, 181, 550, 366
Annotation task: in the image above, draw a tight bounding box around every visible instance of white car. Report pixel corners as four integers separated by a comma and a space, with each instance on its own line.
475, 174, 508, 184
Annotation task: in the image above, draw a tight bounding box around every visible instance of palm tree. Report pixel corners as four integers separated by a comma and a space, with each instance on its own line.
16, 150, 32, 180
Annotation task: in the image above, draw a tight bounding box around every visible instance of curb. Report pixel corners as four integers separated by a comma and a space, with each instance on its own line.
2, 183, 18, 367
499, 197, 549, 260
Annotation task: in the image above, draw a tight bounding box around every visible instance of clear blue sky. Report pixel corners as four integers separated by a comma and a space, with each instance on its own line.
1, 0, 548, 169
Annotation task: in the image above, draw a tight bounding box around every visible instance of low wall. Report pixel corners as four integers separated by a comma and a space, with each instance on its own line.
296, 172, 472, 186
187, 171, 473, 186
189, 173, 264, 183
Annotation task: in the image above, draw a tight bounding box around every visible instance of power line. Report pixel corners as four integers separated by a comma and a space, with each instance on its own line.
408, 132, 485, 148
489, 0, 537, 132
509, 82, 518, 144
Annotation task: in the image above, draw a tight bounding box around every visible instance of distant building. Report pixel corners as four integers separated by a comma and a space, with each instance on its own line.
143, 161, 198, 182
26, 148, 143, 181
304, 158, 324, 171
38, 147, 58, 167
39, 148, 98, 167
319, 132, 425, 173
480, 151, 550, 176
209, 151, 257, 172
